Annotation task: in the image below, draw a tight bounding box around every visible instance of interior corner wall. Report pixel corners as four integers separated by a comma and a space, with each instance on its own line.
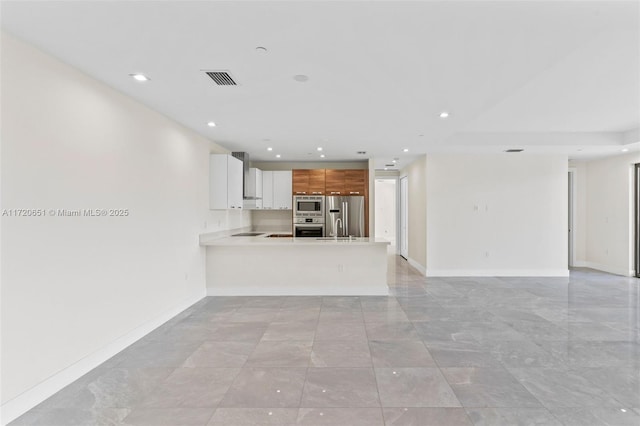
581, 152, 640, 276
0, 32, 243, 420
400, 156, 427, 272
425, 154, 568, 277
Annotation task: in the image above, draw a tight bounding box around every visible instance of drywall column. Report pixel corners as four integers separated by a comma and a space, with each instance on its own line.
425, 154, 568, 277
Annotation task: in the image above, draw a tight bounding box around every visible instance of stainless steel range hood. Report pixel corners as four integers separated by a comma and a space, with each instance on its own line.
231, 152, 260, 200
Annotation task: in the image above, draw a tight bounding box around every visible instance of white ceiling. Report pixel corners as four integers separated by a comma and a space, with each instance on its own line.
2, 1, 639, 169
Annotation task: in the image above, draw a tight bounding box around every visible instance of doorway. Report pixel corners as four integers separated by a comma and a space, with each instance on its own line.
375, 178, 397, 249
399, 176, 408, 259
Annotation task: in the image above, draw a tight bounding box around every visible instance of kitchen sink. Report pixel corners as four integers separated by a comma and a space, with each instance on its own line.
266, 234, 293, 238
231, 232, 265, 237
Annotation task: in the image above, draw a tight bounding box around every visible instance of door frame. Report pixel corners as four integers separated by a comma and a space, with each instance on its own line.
635, 164, 640, 278
568, 168, 577, 268
399, 175, 409, 259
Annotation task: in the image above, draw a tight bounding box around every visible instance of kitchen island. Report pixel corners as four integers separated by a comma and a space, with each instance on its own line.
200, 232, 390, 295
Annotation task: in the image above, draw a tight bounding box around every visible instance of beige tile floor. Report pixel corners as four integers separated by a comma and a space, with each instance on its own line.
10, 256, 640, 425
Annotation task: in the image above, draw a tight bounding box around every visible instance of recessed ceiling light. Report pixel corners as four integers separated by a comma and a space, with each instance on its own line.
439, 111, 450, 118
320, 154, 325, 158
267, 147, 273, 151
403, 148, 409, 152
293, 74, 309, 82
384, 167, 388, 170
207, 121, 216, 127
392, 160, 397, 163
276, 154, 281, 158
130, 73, 149, 82
621, 148, 629, 152
255, 46, 268, 53
317, 147, 323, 151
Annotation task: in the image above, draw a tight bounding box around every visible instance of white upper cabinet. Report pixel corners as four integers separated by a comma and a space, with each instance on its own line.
262, 171, 274, 209
210, 154, 243, 210
273, 170, 292, 210
261, 170, 292, 210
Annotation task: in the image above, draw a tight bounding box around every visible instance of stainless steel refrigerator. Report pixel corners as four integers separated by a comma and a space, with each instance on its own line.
325, 196, 365, 237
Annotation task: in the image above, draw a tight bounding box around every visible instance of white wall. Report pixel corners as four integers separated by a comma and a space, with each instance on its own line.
375, 179, 396, 245
425, 154, 568, 276
400, 156, 427, 272
570, 162, 588, 265
0, 33, 246, 420
574, 152, 639, 276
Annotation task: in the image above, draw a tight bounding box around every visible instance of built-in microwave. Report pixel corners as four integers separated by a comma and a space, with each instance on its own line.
293, 195, 324, 218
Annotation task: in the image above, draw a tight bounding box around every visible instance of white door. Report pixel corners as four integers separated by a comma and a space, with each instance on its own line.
400, 176, 408, 259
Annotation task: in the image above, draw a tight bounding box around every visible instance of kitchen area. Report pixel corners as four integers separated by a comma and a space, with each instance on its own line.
201, 152, 390, 296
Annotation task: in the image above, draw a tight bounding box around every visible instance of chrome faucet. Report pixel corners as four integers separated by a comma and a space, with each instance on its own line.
334, 218, 343, 237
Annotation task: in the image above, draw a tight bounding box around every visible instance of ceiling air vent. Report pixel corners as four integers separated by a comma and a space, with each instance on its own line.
505, 149, 524, 153
385, 164, 395, 167
204, 71, 237, 86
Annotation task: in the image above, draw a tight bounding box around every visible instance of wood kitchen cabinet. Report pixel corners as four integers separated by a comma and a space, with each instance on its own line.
293, 169, 325, 195
292, 169, 309, 195
209, 154, 243, 210
344, 170, 367, 195
324, 169, 345, 195
325, 169, 367, 195
308, 169, 326, 194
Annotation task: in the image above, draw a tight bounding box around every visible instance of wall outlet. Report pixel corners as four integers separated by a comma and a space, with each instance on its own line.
485, 251, 490, 258
338, 264, 344, 272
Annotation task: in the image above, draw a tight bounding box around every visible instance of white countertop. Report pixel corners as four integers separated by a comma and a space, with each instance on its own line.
199, 232, 390, 247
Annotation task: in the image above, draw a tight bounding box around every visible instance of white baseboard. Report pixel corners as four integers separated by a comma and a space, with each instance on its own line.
407, 257, 427, 276
425, 269, 570, 277
207, 286, 389, 296
575, 261, 634, 277
0, 290, 206, 426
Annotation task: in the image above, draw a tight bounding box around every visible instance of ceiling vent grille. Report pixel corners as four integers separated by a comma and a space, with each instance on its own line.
505, 149, 524, 153
385, 164, 395, 167
205, 71, 237, 86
